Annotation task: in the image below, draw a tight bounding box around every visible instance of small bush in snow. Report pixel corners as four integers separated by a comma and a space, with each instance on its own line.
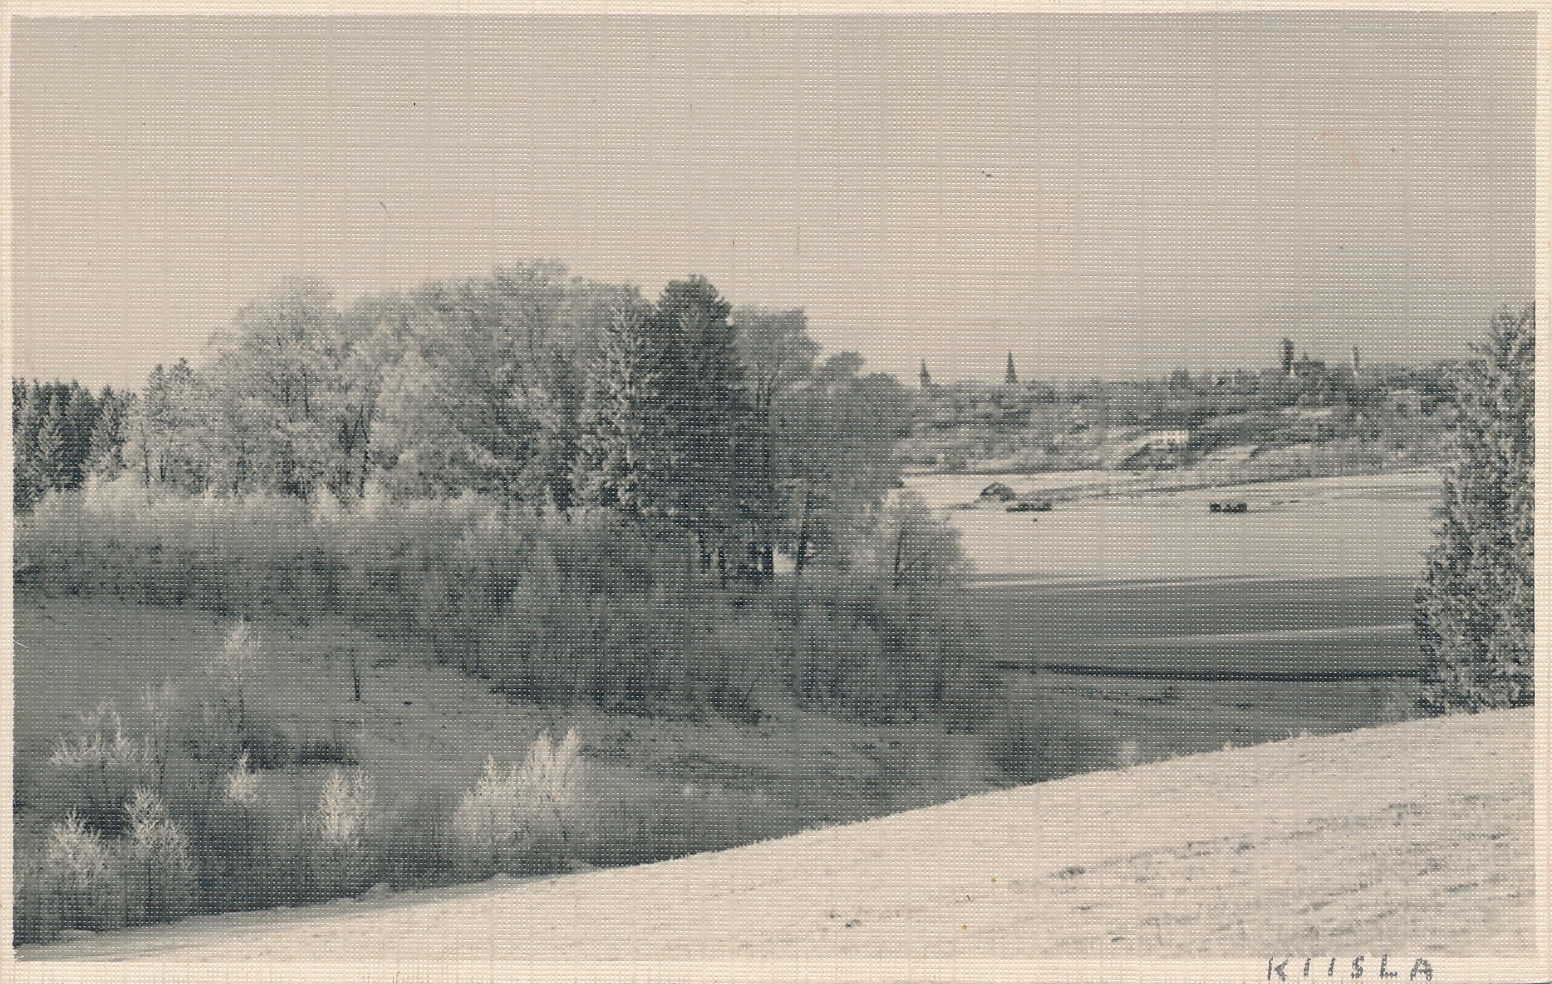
44, 812, 112, 885
122, 788, 195, 924
452, 729, 583, 873
46, 703, 151, 833
224, 752, 261, 806
315, 768, 376, 848
303, 767, 380, 900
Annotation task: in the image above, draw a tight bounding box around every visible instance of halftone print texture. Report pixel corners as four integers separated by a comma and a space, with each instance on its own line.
8, 11, 1542, 981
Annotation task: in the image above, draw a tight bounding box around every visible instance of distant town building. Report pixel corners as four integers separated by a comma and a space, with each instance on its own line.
1117, 429, 1189, 454
1387, 388, 1423, 415
1293, 353, 1327, 379
1004, 353, 1018, 385
1136, 429, 1191, 451
919, 361, 933, 389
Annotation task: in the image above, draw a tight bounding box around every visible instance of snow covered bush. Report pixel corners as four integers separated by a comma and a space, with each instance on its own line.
452, 729, 583, 874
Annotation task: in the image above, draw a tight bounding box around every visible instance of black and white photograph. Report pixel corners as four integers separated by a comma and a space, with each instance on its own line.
5, 7, 1544, 980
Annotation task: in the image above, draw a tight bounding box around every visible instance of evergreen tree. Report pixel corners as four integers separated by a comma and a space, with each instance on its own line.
13, 381, 46, 510
648, 277, 749, 570
1415, 304, 1535, 712
1005, 353, 1018, 385
573, 304, 661, 515
32, 393, 66, 495
87, 387, 134, 479
60, 382, 101, 489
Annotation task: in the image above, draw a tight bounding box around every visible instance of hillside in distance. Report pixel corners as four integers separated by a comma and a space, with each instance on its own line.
902, 360, 1455, 477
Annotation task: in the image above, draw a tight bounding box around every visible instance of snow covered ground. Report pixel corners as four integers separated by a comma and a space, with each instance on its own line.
908, 469, 1439, 583
17, 707, 1539, 978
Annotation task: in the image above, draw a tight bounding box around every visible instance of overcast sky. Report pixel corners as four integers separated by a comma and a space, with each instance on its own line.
10, 13, 1537, 391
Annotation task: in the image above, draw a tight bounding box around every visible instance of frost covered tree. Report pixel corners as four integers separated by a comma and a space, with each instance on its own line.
1415, 304, 1535, 713
572, 303, 662, 515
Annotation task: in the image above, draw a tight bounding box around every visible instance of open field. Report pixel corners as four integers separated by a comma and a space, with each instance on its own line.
923, 469, 1439, 760
971, 575, 1416, 678
909, 468, 1439, 582
20, 707, 1537, 965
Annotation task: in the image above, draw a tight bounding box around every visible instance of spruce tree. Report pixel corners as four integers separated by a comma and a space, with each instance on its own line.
13, 381, 45, 510
649, 277, 748, 566
88, 387, 134, 479
1414, 304, 1535, 713
32, 393, 66, 496
573, 305, 660, 515
1005, 353, 1018, 385
60, 382, 101, 488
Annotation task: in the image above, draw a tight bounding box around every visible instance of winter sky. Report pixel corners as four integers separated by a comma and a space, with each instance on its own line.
8, 12, 1538, 391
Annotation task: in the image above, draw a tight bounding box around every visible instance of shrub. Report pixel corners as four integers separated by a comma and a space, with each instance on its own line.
571, 777, 805, 871
305, 768, 380, 899
980, 688, 1115, 786
379, 792, 459, 891
175, 762, 299, 913
451, 729, 583, 878
314, 767, 376, 847
120, 789, 195, 925
17, 813, 122, 941
16, 484, 984, 727
223, 752, 261, 806
43, 704, 153, 835
176, 621, 356, 768
180, 622, 256, 761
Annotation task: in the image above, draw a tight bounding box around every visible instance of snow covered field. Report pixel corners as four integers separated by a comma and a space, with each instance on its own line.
18, 708, 1538, 973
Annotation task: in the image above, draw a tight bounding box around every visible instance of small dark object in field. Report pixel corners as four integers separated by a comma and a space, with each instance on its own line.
1209, 501, 1248, 513
980, 482, 1018, 502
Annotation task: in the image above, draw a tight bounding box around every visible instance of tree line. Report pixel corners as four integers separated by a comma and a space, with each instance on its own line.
12, 379, 133, 510
13, 263, 911, 579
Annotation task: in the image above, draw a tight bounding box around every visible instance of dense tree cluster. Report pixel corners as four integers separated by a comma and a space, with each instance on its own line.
15, 263, 911, 577
12, 379, 133, 511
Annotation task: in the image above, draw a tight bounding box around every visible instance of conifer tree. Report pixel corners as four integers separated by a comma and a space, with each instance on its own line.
1005, 353, 1018, 385
1415, 304, 1535, 712
60, 382, 101, 489
87, 387, 135, 479
649, 277, 749, 569
32, 393, 66, 495
573, 304, 661, 515
12, 381, 46, 510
